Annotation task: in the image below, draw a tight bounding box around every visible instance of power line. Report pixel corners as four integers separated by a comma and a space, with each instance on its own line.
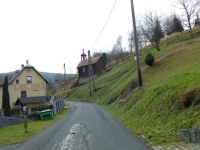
65, 60, 80, 68
90, 0, 118, 50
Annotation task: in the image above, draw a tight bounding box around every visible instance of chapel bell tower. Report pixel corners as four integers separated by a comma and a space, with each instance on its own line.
81, 49, 87, 61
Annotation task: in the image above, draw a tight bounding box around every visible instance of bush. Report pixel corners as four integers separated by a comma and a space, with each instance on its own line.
145, 53, 155, 66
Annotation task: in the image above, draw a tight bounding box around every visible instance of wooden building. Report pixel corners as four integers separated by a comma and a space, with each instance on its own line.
77, 50, 106, 85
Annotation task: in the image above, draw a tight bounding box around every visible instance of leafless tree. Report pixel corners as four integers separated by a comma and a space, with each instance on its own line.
164, 15, 174, 36
128, 31, 134, 53
138, 11, 165, 51
111, 35, 123, 66
128, 29, 148, 53
172, 0, 200, 38
120, 47, 128, 62
195, 13, 200, 26
92, 51, 102, 58
111, 44, 120, 66
106, 52, 112, 67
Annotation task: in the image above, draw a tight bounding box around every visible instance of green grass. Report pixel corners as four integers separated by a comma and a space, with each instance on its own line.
0, 108, 70, 146
61, 27, 200, 146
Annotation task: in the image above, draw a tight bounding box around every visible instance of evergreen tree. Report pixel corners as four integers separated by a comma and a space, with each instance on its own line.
145, 53, 155, 66
2, 74, 11, 110
172, 16, 184, 33
101, 53, 107, 64
195, 14, 200, 26
151, 20, 164, 51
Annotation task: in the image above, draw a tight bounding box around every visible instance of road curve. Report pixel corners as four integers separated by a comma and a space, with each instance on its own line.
15, 101, 150, 150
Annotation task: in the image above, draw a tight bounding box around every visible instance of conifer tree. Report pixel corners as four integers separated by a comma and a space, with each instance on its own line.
151, 20, 164, 51
2, 74, 11, 110
172, 16, 184, 33
101, 53, 107, 64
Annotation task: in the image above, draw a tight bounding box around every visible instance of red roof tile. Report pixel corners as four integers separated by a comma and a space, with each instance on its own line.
78, 56, 101, 67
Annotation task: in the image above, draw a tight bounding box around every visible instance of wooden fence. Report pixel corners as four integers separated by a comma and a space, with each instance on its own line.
3, 105, 53, 117
2, 97, 64, 117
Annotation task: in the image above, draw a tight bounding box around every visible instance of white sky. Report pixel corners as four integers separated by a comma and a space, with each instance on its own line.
0, 0, 172, 74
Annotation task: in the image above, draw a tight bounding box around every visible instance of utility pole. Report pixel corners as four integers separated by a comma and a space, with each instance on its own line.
88, 52, 92, 96
88, 50, 96, 96
64, 63, 66, 90
130, 0, 142, 86
59, 73, 60, 90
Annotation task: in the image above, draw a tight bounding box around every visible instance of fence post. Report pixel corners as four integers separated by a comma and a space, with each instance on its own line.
1, 109, 4, 117
28, 107, 31, 115
53, 101, 57, 115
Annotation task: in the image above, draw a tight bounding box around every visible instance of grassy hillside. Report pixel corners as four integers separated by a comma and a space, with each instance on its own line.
55, 27, 200, 147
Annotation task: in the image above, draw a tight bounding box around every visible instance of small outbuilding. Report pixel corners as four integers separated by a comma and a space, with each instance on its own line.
14, 96, 49, 108
77, 49, 106, 85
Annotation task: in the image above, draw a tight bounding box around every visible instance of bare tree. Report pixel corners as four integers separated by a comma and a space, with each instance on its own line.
120, 47, 128, 62
106, 52, 112, 67
128, 31, 135, 53
128, 29, 148, 53
195, 12, 200, 26
172, 0, 200, 38
92, 51, 102, 58
111, 43, 121, 66
164, 16, 174, 36
139, 11, 165, 51
111, 35, 124, 66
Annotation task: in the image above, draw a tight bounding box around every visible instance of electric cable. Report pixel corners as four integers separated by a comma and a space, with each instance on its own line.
90, 0, 118, 50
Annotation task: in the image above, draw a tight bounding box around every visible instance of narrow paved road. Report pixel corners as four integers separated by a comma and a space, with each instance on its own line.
15, 102, 149, 150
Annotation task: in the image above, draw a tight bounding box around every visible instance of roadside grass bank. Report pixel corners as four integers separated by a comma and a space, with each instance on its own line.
65, 28, 200, 147
0, 108, 70, 146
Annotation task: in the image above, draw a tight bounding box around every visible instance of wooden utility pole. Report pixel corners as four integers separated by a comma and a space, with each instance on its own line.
59, 73, 60, 90
64, 63, 66, 90
88, 51, 92, 96
88, 50, 96, 96
130, 0, 142, 86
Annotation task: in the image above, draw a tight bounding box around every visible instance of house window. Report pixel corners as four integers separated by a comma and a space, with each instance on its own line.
21, 91, 26, 97
27, 70, 31, 73
16, 79, 19, 84
26, 76, 32, 83
83, 67, 86, 72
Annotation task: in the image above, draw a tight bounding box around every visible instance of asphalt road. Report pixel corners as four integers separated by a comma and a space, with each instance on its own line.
15, 101, 150, 150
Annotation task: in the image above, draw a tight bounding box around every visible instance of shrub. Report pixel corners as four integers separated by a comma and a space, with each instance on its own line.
145, 53, 155, 66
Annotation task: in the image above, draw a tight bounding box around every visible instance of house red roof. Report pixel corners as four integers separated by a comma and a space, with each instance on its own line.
78, 56, 101, 67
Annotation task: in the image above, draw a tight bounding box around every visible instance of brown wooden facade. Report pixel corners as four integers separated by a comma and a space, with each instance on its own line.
77, 56, 106, 78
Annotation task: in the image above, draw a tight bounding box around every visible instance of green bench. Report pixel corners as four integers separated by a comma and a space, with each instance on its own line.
40, 109, 53, 120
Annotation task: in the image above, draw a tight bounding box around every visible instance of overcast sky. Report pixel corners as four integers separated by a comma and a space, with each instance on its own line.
0, 0, 172, 74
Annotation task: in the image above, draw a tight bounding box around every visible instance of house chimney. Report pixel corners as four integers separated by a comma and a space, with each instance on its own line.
21, 64, 24, 69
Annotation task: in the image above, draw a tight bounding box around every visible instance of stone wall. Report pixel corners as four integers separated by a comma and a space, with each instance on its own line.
78, 75, 97, 85
181, 127, 200, 142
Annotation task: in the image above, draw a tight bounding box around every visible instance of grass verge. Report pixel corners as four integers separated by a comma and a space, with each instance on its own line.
64, 28, 200, 147
0, 108, 70, 146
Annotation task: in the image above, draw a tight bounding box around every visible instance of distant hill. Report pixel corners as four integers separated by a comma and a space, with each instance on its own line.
39, 72, 75, 83
0, 71, 75, 85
